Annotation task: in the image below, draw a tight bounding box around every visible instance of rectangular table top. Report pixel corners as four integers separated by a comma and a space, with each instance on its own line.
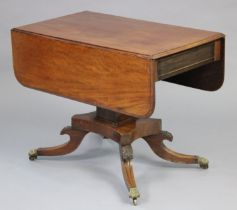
15, 11, 223, 59
11, 11, 225, 118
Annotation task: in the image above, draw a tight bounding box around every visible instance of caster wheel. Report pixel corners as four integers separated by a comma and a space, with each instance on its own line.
128, 187, 140, 206
132, 198, 137, 206
198, 157, 209, 169
28, 149, 38, 161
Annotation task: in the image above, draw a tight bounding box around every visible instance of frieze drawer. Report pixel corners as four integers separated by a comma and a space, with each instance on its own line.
157, 41, 221, 80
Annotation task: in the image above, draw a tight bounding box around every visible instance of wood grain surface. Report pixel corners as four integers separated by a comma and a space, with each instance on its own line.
71, 112, 161, 145
37, 126, 88, 156
11, 11, 225, 117
14, 11, 224, 59
12, 30, 156, 118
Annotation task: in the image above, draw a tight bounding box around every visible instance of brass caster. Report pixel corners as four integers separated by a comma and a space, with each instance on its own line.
198, 157, 209, 169
28, 149, 38, 161
132, 198, 137, 206
128, 187, 140, 206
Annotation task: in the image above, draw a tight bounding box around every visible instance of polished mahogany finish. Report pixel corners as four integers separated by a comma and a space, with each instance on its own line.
11, 11, 224, 205
11, 11, 225, 117
27, 109, 209, 205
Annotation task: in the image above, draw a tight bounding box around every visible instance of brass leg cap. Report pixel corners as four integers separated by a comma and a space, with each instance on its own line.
132, 198, 137, 206
28, 149, 38, 161
128, 187, 140, 205
198, 157, 209, 169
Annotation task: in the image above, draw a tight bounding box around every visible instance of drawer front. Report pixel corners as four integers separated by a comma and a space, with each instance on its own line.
158, 41, 219, 80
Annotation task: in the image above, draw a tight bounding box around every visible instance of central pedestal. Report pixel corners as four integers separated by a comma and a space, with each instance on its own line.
28, 107, 209, 205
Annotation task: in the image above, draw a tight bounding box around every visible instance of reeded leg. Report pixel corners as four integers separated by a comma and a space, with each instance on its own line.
119, 144, 140, 205
28, 126, 88, 160
143, 131, 209, 169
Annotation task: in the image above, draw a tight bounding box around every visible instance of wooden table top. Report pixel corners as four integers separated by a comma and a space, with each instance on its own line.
15, 11, 223, 59
11, 11, 225, 118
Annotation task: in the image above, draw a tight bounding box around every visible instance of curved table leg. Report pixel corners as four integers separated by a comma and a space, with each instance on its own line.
143, 131, 209, 169
119, 144, 140, 205
28, 126, 88, 160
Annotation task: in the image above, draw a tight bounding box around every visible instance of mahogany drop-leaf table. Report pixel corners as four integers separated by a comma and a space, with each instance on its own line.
11, 11, 225, 205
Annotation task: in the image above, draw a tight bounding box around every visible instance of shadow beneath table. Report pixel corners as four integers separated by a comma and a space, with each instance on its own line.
31, 140, 131, 203
31, 135, 203, 204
